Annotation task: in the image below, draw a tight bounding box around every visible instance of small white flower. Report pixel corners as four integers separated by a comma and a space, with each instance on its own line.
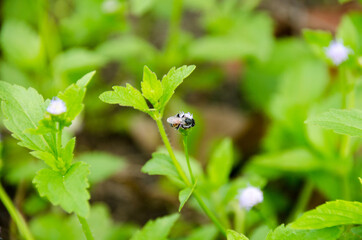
238, 186, 263, 210
47, 98, 67, 115
325, 40, 352, 66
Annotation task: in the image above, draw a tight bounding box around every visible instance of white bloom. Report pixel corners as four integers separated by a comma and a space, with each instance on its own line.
47, 98, 66, 115
238, 186, 263, 210
325, 40, 351, 66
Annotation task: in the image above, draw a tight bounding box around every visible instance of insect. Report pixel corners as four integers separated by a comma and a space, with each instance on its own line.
167, 112, 195, 130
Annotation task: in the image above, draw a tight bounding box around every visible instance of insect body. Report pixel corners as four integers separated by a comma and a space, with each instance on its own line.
167, 112, 195, 130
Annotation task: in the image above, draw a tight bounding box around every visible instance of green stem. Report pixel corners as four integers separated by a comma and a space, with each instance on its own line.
182, 135, 195, 184
155, 119, 227, 237
0, 183, 35, 240
156, 119, 190, 185
233, 203, 245, 234
288, 180, 314, 222
77, 215, 95, 240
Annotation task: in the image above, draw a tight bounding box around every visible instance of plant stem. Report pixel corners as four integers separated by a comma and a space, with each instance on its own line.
156, 119, 190, 185
233, 203, 245, 233
0, 183, 35, 240
77, 215, 95, 240
182, 135, 195, 184
288, 180, 314, 222
155, 119, 226, 237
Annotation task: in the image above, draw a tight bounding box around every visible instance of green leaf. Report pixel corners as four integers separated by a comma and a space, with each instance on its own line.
0, 82, 55, 153
290, 200, 362, 229
141, 66, 163, 106
131, 213, 179, 240
141, 152, 183, 186
207, 138, 234, 187
227, 229, 249, 240
30, 151, 57, 171
99, 84, 149, 112
179, 181, 197, 212
337, 13, 362, 54
33, 162, 90, 217
58, 71, 95, 126
75, 152, 126, 184
306, 109, 362, 137
359, 177, 362, 185
62, 137, 75, 169
159, 65, 196, 110
267, 224, 343, 240
249, 148, 322, 173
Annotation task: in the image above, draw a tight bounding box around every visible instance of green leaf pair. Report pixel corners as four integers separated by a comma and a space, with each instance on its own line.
99, 65, 195, 118
0, 71, 95, 218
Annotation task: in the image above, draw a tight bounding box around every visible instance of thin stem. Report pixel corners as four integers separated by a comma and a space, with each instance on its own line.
0, 183, 35, 240
193, 192, 227, 236
77, 215, 95, 240
156, 119, 190, 185
233, 203, 245, 234
288, 180, 314, 222
155, 119, 227, 237
182, 135, 195, 184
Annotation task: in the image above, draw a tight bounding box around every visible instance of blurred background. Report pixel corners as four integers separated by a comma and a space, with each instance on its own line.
0, 0, 361, 239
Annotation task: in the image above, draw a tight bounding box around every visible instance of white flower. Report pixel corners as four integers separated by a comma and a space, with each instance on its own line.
47, 98, 67, 115
325, 40, 351, 66
238, 186, 263, 210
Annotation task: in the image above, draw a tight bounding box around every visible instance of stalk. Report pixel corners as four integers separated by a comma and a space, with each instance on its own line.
155, 119, 227, 237
0, 183, 35, 240
77, 215, 95, 240
182, 134, 195, 184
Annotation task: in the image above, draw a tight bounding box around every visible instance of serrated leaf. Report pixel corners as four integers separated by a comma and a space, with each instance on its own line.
30, 151, 57, 171
179, 181, 197, 212
207, 138, 234, 187
130, 213, 179, 240
227, 229, 249, 240
99, 84, 149, 112
33, 162, 90, 217
159, 65, 195, 110
290, 200, 362, 229
0, 82, 56, 153
267, 224, 343, 240
141, 66, 163, 106
57, 71, 95, 126
62, 137, 75, 169
141, 152, 183, 186
76, 152, 126, 184
306, 109, 362, 137
249, 148, 322, 172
